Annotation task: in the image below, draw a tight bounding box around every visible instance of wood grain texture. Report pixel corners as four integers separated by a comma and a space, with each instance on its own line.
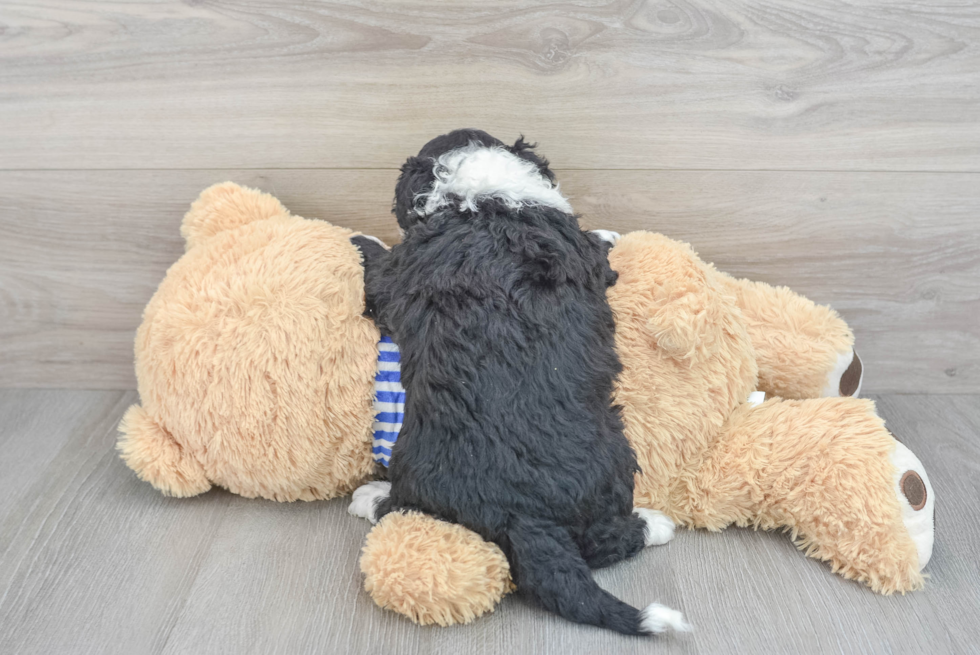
0, 390, 234, 655
1, 2, 977, 652
0, 0, 979, 171
0, 390, 977, 654
2, 169, 977, 392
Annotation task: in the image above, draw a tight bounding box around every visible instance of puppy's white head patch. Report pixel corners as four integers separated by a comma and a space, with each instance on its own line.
418, 144, 572, 217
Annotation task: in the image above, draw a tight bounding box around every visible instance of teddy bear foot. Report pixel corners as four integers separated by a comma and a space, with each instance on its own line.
891, 439, 935, 570
348, 481, 391, 524
635, 508, 676, 546
821, 349, 863, 397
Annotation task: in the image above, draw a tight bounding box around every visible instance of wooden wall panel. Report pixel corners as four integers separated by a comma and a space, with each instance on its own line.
0, 0, 978, 171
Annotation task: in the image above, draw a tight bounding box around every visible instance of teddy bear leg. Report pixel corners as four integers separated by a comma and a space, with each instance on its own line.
712, 272, 861, 399
359, 511, 514, 626
691, 396, 933, 593
116, 404, 211, 497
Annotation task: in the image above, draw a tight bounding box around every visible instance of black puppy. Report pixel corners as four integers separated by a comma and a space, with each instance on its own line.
349, 129, 688, 636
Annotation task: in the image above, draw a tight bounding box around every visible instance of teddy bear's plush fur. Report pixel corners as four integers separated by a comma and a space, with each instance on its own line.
119, 183, 934, 629
610, 234, 928, 591
118, 183, 378, 502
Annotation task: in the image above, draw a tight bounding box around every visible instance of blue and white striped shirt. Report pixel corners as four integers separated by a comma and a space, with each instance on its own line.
372, 336, 404, 466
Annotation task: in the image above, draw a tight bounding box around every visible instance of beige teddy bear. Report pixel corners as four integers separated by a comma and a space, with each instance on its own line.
118, 182, 378, 502
117, 183, 935, 629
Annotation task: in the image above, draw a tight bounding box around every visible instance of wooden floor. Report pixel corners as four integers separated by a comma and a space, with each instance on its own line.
0, 390, 976, 655
2, 2, 979, 654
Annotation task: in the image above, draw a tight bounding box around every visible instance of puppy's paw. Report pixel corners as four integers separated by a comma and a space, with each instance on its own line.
348, 481, 391, 524
639, 603, 692, 635
357, 234, 388, 248
635, 507, 675, 547
591, 229, 621, 246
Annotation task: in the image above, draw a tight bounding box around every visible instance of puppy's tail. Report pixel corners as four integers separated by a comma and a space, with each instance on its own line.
504, 517, 690, 636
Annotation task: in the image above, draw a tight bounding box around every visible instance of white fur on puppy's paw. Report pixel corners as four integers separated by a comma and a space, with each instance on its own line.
358, 234, 388, 248
635, 507, 676, 547
591, 229, 621, 246
348, 481, 391, 524
639, 603, 692, 634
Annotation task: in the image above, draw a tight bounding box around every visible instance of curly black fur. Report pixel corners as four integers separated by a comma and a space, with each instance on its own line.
354, 130, 654, 636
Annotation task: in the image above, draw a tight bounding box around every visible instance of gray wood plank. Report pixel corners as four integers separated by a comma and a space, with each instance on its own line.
0, 389, 128, 558
0, 390, 234, 655
0, 390, 977, 654
1, 1, 979, 171
2, 169, 977, 392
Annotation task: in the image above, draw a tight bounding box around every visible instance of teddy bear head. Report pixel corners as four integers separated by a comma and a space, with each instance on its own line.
119, 183, 379, 501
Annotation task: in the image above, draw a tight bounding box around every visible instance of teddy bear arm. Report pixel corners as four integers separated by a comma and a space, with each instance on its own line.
116, 404, 211, 497
711, 271, 856, 399
689, 396, 932, 594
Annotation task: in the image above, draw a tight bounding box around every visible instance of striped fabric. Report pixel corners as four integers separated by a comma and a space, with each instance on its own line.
372, 336, 404, 466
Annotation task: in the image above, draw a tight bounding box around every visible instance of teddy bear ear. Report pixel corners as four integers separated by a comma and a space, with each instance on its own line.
180, 182, 290, 250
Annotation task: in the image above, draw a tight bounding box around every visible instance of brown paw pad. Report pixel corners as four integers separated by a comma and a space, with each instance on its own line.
839, 350, 863, 396
900, 470, 928, 511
